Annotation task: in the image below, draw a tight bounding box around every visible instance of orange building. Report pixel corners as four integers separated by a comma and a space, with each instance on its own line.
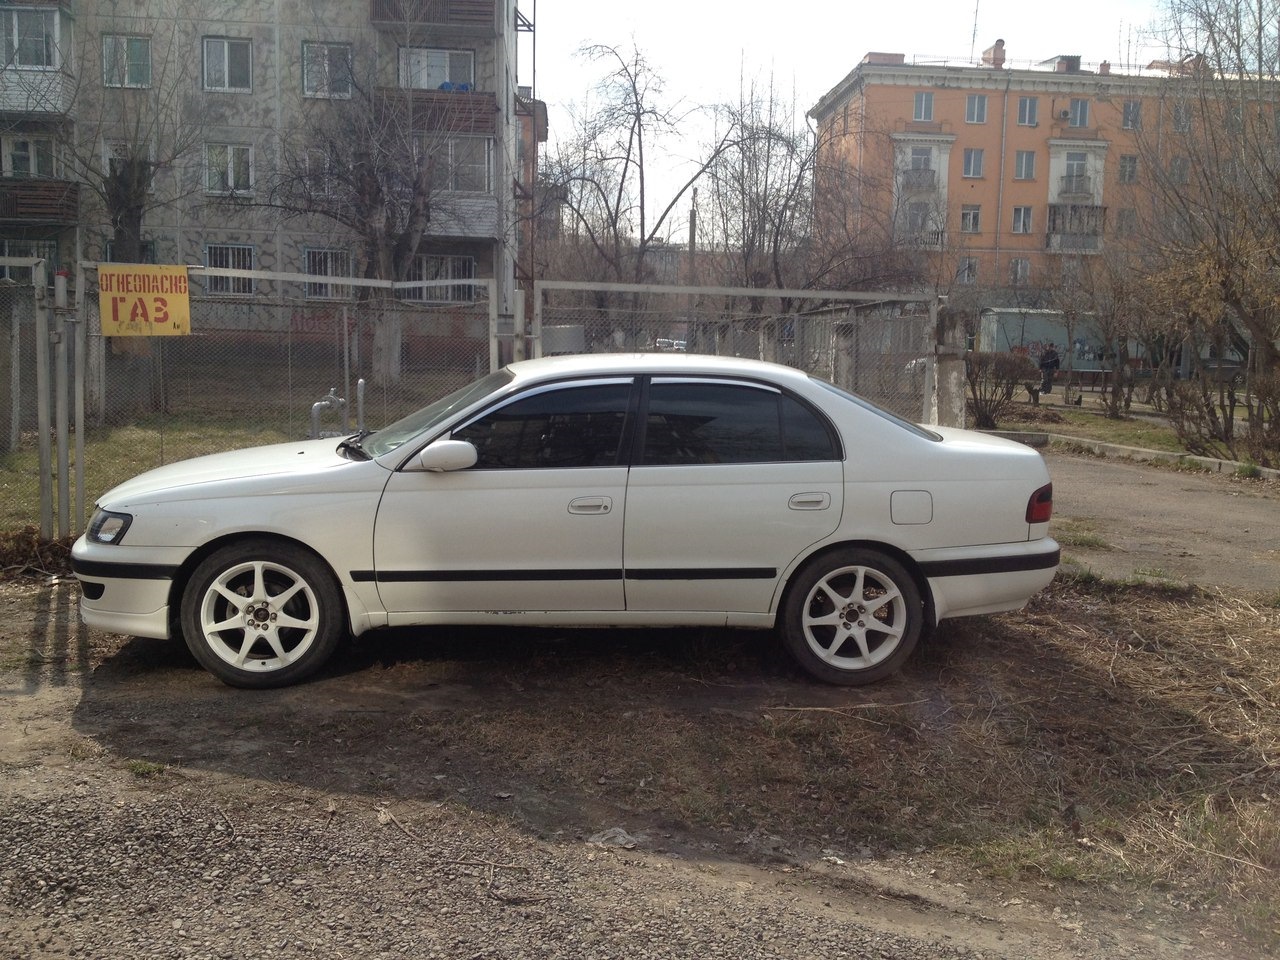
809, 41, 1192, 297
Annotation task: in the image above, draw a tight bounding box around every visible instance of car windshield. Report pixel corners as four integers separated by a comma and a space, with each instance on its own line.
362, 369, 515, 457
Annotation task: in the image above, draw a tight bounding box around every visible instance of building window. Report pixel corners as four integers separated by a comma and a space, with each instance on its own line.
957, 257, 978, 285
405, 254, 476, 302
1010, 257, 1031, 286
1118, 154, 1138, 183
305, 248, 350, 299
302, 41, 352, 98
4, 136, 56, 177
1115, 208, 1137, 236
205, 244, 254, 295
1014, 150, 1035, 180
399, 47, 474, 89
204, 37, 252, 92
960, 205, 981, 233
1172, 102, 1192, 132
1012, 206, 1033, 234
103, 35, 151, 88
2, 8, 57, 69
1063, 151, 1089, 193
419, 135, 493, 192
103, 239, 156, 264
909, 146, 931, 170
962, 147, 984, 178
1069, 98, 1089, 127
965, 94, 987, 124
205, 143, 252, 194
1171, 155, 1190, 184
0, 239, 59, 281
1122, 100, 1141, 130
1017, 96, 1038, 126
913, 91, 933, 122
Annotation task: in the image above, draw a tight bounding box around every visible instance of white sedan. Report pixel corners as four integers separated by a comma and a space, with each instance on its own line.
71, 354, 1058, 688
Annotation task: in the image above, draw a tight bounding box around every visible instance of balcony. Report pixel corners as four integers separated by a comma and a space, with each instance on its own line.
381, 87, 500, 136
900, 168, 937, 191
369, 0, 495, 33
904, 229, 945, 249
0, 68, 74, 115
0, 178, 79, 224
1047, 232, 1102, 252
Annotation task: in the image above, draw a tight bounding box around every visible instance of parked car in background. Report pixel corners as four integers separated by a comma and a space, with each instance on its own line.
72, 354, 1059, 689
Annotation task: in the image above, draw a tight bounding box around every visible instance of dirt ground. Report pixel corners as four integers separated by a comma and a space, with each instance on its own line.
1, 450, 1277, 959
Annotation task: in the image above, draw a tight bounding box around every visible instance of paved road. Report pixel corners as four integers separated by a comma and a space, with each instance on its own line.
1045, 450, 1280, 595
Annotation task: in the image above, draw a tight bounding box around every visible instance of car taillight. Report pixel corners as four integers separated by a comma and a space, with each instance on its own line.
1026, 483, 1053, 524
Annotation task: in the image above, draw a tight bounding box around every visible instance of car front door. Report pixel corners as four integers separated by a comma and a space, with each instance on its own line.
372, 378, 634, 617
622, 378, 844, 614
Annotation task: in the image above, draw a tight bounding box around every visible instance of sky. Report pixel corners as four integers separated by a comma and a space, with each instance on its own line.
514, 0, 1173, 225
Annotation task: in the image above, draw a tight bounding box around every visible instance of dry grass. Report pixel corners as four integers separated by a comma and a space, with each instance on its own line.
380, 577, 1278, 947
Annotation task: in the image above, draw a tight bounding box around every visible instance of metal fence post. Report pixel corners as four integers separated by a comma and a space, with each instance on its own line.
33, 260, 52, 539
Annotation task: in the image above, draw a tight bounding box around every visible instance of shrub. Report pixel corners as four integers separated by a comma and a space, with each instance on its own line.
965, 352, 1039, 429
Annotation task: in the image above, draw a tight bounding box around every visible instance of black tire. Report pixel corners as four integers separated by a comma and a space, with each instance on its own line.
179, 539, 345, 689
780, 548, 923, 686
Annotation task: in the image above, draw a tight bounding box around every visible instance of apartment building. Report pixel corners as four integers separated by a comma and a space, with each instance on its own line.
0, 0, 537, 312
808, 40, 1188, 300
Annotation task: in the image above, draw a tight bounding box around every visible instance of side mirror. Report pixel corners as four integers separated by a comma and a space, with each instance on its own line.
409, 439, 478, 473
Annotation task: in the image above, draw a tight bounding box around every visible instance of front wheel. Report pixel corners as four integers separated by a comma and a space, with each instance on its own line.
179, 540, 345, 689
781, 548, 923, 686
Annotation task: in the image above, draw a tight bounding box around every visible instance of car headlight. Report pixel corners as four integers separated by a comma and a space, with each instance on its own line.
87, 509, 133, 544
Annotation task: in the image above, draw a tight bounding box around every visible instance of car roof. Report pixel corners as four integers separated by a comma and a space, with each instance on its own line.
506, 353, 813, 387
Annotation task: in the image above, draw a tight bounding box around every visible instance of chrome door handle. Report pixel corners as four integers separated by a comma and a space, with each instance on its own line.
788, 492, 831, 510
568, 496, 612, 515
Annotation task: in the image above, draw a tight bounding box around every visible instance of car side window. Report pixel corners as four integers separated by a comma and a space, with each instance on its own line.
642, 381, 836, 465
452, 382, 631, 469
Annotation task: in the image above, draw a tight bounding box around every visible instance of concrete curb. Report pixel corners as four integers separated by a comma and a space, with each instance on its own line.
985, 431, 1280, 480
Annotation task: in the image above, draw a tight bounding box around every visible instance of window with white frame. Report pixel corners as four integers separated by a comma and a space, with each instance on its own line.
1122, 100, 1141, 130
909, 146, 931, 170
447, 136, 490, 191
1118, 154, 1138, 183
205, 143, 252, 193
103, 35, 151, 88
4, 136, 55, 177
1012, 205, 1033, 234
204, 37, 252, 92
956, 257, 978, 285
205, 243, 254, 295
305, 248, 350, 299
0, 239, 58, 281
303, 41, 352, 98
913, 91, 933, 122
965, 94, 987, 124
104, 140, 156, 192
960, 204, 981, 233
1170, 155, 1190, 184
1069, 98, 1090, 127
399, 47, 474, 89
962, 147, 984, 178
1017, 96, 1038, 126
906, 202, 932, 235
405, 254, 475, 302
2, 8, 58, 69
306, 149, 340, 197
1014, 150, 1035, 180
1009, 257, 1031, 286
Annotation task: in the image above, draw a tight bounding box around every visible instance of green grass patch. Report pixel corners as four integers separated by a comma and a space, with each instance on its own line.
1051, 517, 1111, 550
1043, 406, 1186, 452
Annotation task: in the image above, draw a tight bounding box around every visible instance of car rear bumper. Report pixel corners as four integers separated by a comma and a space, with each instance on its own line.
915, 539, 1060, 620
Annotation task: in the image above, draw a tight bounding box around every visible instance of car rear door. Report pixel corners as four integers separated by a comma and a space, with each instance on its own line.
372, 378, 634, 615
622, 377, 843, 614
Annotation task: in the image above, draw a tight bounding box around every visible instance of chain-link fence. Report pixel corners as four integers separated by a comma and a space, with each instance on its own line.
533, 280, 936, 422
2, 268, 944, 540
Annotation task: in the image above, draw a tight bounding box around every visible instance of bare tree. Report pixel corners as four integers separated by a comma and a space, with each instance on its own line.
1134, 0, 1280, 462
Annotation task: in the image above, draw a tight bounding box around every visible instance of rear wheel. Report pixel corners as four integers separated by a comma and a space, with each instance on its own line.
180, 540, 344, 689
781, 548, 923, 685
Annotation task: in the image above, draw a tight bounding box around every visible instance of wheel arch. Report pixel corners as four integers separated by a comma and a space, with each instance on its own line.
165, 532, 349, 638
776, 539, 937, 631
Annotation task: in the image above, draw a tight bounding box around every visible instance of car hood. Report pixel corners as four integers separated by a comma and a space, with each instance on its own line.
97, 438, 374, 508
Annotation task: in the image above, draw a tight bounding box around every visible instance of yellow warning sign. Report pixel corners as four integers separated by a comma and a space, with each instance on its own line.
98, 264, 191, 336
